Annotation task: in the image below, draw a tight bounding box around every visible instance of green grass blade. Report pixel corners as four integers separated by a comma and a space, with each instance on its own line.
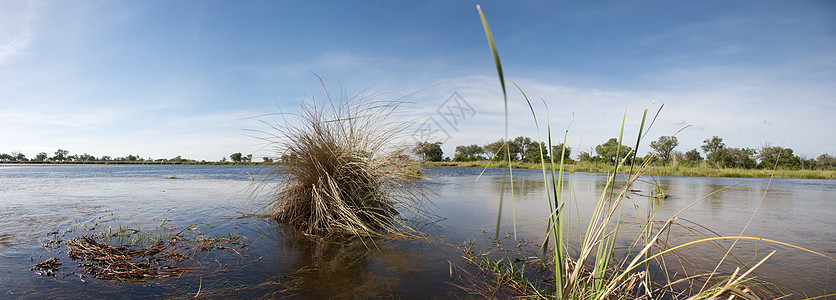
477, 5, 511, 240
477, 5, 506, 104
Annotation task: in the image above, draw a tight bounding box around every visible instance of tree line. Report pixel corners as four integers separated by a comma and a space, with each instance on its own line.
413, 135, 835, 170
227, 152, 274, 163
0, 149, 202, 164
0, 149, 281, 164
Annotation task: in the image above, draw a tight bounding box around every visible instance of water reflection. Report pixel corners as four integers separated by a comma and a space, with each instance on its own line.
425, 168, 836, 296
197, 217, 461, 298
0, 166, 833, 297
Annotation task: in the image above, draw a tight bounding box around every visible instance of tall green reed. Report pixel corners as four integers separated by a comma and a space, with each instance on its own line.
474, 5, 836, 299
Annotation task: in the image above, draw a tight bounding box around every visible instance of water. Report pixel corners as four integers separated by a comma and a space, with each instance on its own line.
0, 165, 833, 298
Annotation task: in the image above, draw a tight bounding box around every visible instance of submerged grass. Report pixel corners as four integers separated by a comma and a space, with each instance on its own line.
33, 215, 247, 283
256, 82, 428, 239
468, 5, 835, 299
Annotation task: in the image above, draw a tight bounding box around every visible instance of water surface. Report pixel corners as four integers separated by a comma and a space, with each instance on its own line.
1, 165, 833, 298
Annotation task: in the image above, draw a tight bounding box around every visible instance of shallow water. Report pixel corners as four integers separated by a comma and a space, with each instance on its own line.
0, 165, 833, 298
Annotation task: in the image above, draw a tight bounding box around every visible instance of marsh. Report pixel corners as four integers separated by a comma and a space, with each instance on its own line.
0, 165, 833, 297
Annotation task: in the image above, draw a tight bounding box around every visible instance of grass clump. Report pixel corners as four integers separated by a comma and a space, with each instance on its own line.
260, 85, 426, 239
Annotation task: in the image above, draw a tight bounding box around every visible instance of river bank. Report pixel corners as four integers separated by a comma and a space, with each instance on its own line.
6, 160, 833, 179
420, 160, 836, 179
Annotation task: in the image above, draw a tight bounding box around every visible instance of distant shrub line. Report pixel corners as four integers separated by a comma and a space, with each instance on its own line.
420, 160, 836, 179
411, 135, 834, 172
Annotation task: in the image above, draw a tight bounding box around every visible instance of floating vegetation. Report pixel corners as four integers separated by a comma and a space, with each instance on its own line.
31, 257, 62, 277
67, 235, 185, 281
257, 82, 428, 239
32, 215, 247, 282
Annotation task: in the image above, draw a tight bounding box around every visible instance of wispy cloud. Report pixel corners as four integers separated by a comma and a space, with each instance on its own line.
1, 1, 833, 161
0, 1, 35, 64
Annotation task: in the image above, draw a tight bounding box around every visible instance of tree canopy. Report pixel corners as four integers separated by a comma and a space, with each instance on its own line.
413, 141, 443, 162
551, 143, 572, 162
758, 145, 800, 168
453, 144, 485, 162
595, 138, 633, 163
684, 149, 703, 163
701, 136, 726, 167
649, 136, 679, 164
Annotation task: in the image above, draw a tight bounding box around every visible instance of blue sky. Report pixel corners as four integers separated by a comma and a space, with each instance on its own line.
1, 0, 834, 161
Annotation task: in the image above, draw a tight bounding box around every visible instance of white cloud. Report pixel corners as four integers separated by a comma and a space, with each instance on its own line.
401, 63, 835, 159
0, 1, 35, 64
1, 1, 832, 161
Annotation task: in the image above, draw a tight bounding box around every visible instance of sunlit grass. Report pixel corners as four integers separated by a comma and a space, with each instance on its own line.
256, 81, 428, 239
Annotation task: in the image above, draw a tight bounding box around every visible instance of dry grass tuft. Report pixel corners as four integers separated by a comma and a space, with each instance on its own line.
260, 86, 427, 239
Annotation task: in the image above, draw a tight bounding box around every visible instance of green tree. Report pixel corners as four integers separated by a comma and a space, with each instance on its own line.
413, 142, 443, 162
684, 149, 703, 163
595, 138, 633, 163
512, 136, 532, 161
484, 139, 517, 161
701, 136, 726, 168
35, 152, 48, 161
483, 140, 504, 160
53, 149, 69, 161
245, 154, 253, 162
0, 153, 12, 161
522, 141, 548, 163
230, 152, 243, 163
701, 136, 725, 154
726, 148, 757, 169
649, 136, 679, 164
10, 152, 26, 161
758, 145, 800, 169
550, 143, 572, 162
817, 154, 835, 170
453, 144, 485, 162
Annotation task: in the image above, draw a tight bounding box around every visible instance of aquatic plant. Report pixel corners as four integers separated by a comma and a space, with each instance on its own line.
259, 82, 426, 238
33, 215, 246, 282
469, 5, 836, 299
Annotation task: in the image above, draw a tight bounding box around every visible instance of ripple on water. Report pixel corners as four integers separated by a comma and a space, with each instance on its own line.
0, 166, 833, 297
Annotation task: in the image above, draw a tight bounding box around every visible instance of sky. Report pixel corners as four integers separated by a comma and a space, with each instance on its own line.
1, 0, 835, 161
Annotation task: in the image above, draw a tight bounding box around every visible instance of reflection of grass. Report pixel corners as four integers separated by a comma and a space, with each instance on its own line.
464, 5, 836, 299
421, 160, 836, 179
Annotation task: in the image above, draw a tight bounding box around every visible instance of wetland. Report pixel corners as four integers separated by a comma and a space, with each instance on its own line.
0, 165, 834, 298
